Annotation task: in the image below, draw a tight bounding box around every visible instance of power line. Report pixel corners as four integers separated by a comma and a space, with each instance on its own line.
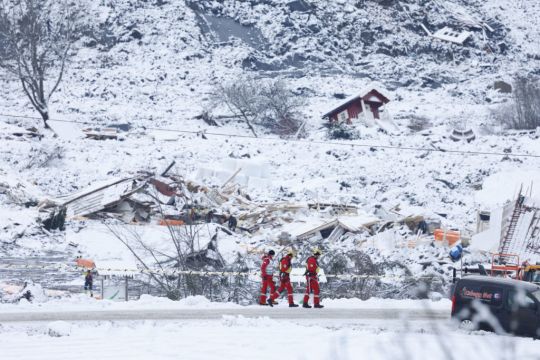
2, 112, 539, 159
0, 112, 204, 125
1, 113, 91, 125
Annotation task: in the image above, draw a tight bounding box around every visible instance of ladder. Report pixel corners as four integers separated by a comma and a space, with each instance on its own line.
499, 195, 526, 263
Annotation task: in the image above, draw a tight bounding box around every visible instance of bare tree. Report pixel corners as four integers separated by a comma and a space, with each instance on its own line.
494, 76, 540, 130
106, 182, 234, 300
107, 220, 218, 300
215, 77, 305, 137
511, 76, 540, 130
106, 220, 258, 302
217, 79, 262, 137
260, 80, 306, 136
0, 0, 84, 129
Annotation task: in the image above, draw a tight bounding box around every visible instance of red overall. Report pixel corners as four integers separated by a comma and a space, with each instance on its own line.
270, 255, 294, 304
259, 254, 275, 304
303, 256, 320, 306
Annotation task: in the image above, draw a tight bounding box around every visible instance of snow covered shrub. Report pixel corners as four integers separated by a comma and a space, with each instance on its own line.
25, 144, 64, 169
47, 321, 71, 337
215, 79, 261, 137
215, 77, 305, 137
325, 253, 349, 275
494, 76, 540, 130
258, 80, 306, 137
323, 251, 381, 300
325, 122, 360, 140
407, 115, 432, 132
491, 103, 515, 130
349, 251, 379, 275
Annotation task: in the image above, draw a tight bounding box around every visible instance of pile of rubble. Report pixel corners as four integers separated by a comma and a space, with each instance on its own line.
31, 161, 445, 250
0, 156, 455, 260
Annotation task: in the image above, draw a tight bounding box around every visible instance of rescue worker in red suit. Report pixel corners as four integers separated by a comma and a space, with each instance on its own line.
303, 248, 324, 308
268, 250, 299, 307
259, 250, 276, 305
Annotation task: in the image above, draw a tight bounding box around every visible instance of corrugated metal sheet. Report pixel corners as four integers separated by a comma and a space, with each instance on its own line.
61, 178, 144, 218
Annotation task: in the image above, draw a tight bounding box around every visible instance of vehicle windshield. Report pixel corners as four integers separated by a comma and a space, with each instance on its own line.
531, 290, 540, 303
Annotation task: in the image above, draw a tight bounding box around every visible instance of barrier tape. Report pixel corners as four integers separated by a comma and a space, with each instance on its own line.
0, 264, 441, 281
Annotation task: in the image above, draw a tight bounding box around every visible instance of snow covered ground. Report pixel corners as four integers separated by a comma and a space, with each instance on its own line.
0, 296, 535, 360
2, 318, 538, 360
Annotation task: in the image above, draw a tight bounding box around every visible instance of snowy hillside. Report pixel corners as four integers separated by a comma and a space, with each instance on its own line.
1, 0, 538, 125
1, 0, 540, 302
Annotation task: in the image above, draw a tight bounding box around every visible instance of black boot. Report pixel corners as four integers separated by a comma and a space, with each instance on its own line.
267, 298, 273, 307
314, 304, 324, 308
302, 303, 311, 308
289, 303, 299, 308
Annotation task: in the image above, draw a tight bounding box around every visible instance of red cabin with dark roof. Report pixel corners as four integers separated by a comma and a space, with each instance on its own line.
323, 88, 390, 124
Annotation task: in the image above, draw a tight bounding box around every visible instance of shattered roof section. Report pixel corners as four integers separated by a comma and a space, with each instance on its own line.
284, 212, 379, 239
56, 177, 144, 218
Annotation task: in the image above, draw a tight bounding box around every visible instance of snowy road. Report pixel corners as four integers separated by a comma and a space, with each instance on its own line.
1, 298, 537, 360
1, 310, 537, 360
0, 307, 448, 322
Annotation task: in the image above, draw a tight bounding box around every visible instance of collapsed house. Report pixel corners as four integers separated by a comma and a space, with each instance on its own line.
36, 162, 448, 247
82, 127, 122, 140
430, 26, 472, 45
38, 163, 220, 226
28, 158, 459, 274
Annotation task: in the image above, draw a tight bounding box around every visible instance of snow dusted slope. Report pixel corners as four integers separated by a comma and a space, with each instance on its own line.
0, 0, 538, 125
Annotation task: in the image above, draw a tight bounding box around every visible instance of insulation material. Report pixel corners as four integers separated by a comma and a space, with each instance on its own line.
195, 159, 271, 189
